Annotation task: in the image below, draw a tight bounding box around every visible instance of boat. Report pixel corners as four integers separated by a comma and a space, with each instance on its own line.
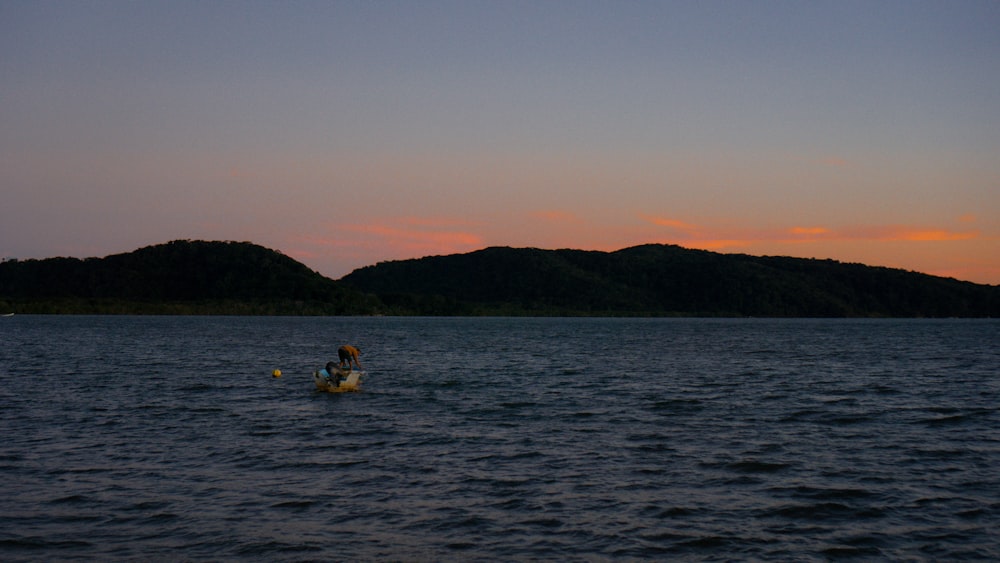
313, 366, 364, 393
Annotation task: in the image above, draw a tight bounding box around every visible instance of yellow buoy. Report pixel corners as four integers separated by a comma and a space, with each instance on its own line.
272, 369, 282, 378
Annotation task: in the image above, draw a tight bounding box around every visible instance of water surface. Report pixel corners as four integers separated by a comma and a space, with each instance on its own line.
1, 316, 998, 560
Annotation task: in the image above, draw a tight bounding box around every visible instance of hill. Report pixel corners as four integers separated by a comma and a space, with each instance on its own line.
4, 241, 997, 316
0, 240, 381, 315
341, 244, 999, 317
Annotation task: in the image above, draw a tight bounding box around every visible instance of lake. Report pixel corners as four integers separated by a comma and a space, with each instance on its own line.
1, 316, 998, 561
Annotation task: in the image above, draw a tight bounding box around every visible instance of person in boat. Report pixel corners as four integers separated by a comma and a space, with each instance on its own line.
338, 345, 363, 370
323, 361, 339, 380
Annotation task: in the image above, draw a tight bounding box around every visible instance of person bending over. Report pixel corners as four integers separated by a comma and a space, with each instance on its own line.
338, 345, 363, 370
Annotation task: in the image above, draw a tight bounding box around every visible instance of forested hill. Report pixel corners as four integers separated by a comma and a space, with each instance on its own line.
0, 240, 380, 314
3, 241, 997, 316
341, 244, 999, 317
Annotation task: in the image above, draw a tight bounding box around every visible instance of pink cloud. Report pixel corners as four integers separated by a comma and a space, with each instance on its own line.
345, 223, 481, 250
789, 226, 830, 236
881, 228, 979, 242
640, 215, 980, 248
285, 212, 992, 283
336, 216, 483, 257
279, 216, 485, 277
764, 225, 978, 244
682, 239, 749, 250
815, 225, 980, 243
639, 215, 700, 232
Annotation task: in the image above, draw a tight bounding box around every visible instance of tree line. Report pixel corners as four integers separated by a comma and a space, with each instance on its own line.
342, 245, 1000, 317
3, 240, 997, 317
0, 240, 381, 315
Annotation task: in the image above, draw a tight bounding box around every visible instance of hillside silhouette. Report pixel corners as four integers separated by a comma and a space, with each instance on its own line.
2, 240, 997, 316
0, 240, 379, 314
342, 245, 999, 317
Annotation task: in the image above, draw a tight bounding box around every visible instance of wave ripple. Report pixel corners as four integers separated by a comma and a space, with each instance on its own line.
1, 317, 998, 560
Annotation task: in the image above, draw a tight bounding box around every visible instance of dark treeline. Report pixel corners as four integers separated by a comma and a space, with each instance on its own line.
0, 240, 380, 315
342, 245, 999, 317
2, 240, 997, 316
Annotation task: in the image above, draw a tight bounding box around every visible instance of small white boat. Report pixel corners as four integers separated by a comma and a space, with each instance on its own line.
313, 367, 364, 393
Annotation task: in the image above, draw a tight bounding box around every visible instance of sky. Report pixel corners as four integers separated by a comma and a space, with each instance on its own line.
2, 1, 998, 284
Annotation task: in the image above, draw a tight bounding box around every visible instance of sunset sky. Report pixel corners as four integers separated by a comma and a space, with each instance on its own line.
2, 1, 998, 284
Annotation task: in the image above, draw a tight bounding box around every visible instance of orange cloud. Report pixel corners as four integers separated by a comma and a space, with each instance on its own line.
789, 226, 830, 236
639, 213, 980, 250
880, 228, 979, 242
812, 225, 979, 243
337, 216, 483, 257
287, 216, 483, 266
640, 215, 700, 232
683, 239, 749, 250
377, 216, 479, 229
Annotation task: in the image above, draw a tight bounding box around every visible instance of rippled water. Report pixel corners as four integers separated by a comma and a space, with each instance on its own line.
1, 316, 998, 561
